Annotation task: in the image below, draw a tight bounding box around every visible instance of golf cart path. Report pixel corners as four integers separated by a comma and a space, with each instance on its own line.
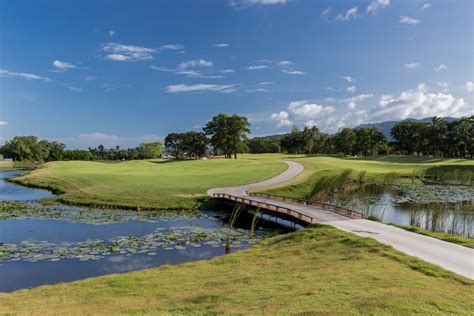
208, 160, 474, 279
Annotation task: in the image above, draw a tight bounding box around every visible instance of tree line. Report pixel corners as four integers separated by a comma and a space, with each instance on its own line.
2, 114, 472, 162
0, 136, 164, 162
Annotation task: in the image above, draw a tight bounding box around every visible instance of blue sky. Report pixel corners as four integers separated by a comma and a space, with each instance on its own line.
1, 0, 473, 148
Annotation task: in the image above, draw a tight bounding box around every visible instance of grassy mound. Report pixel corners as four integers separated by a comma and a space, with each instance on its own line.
0, 225, 472, 314
12, 159, 287, 210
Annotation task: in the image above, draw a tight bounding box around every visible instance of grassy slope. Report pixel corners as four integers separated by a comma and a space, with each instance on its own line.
13, 159, 287, 209
390, 224, 474, 248
0, 225, 472, 315
240, 154, 474, 198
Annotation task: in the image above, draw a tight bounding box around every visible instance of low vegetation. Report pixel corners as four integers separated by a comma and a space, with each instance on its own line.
12, 159, 287, 209
0, 224, 472, 314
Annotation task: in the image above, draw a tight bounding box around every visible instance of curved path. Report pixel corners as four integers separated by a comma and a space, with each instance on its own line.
208, 160, 474, 279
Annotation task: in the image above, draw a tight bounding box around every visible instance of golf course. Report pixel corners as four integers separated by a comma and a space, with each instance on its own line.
14, 154, 474, 209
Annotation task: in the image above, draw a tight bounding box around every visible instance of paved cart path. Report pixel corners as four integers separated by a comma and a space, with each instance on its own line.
208, 160, 474, 279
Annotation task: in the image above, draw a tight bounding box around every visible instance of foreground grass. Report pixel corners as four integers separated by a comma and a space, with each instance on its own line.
0, 224, 472, 315
13, 159, 287, 209
241, 154, 474, 198
390, 224, 474, 248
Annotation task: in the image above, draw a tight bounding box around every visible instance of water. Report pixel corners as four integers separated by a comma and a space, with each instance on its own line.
0, 170, 278, 292
330, 183, 474, 236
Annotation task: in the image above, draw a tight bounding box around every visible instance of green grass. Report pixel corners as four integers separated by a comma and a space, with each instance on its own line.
12, 159, 287, 209
0, 225, 472, 315
243, 154, 474, 199
390, 224, 474, 248
0, 160, 12, 169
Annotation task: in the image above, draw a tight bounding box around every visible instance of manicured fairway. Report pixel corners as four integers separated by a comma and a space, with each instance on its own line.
13, 159, 287, 209
240, 154, 474, 197
0, 224, 472, 314
0, 160, 12, 169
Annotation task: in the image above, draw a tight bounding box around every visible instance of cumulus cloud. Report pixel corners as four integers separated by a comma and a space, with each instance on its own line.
336, 6, 358, 21
278, 60, 293, 66
422, 3, 431, 9
373, 83, 470, 120
347, 85, 356, 93
288, 101, 335, 118
166, 83, 236, 93
52, 60, 77, 71
436, 64, 448, 71
399, 16, 420, 25
214, 43, 229, 47
404, 62, 420, 69
343, 76, 355, 83
437, 81, 448, 89
109, 30, 115, 36
367, 0, 390, 14
0, 68, 50, 81
101, 42, 156, 62
270, 111, 292, 127
0, 121, 8, 126
465, 81, 474, 93
346, 93, 373, 109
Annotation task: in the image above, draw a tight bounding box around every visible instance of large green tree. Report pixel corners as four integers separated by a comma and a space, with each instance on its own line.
203, 114, 250, 159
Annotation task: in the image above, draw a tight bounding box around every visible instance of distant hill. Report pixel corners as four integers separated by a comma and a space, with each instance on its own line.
357, 117, 458, 141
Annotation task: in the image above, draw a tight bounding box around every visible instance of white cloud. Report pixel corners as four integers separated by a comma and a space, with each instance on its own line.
346, 93, 373, 109
0, 68, 50, 81
321, 7, 332, 17
109, 30, 115, 36
214, 43, 229, 47
347, 85, 356, 93
367, 0, 390, 14
437, 81, 448, 88
0, 121, 8, 126
336, 6, 358, 21
399, 16, 420, 25
282, 69, 305, 75
436, 64, 448, 71
219, 69, 235, 74
270, 111, 292, 128
465, 81, 474, 93
231, 0, 287, 6
159, 44, 183, 51
179, 59, 213, 69
67, 86, 83, 92
245, 65, 270, 70
288, 101, 335, 118
101, 42, 156, 62
422, 3, 431, 9
278, 60, 293, 66
52, 60, 77, 71
166, 83, 236, 93
84, 75, 96, 81
404, 62, 420, 69
343, 76, 355, 83
373, 83, 470, 120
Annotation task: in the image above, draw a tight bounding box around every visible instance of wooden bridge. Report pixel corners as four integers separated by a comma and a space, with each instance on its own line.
212, 192, 364, 225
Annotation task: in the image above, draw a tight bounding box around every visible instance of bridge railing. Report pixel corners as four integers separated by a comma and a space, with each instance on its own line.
248, 192, 365, 219
212, 193, 316, 224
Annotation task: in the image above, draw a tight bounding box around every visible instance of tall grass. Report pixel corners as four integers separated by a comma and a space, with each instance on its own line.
225, 203, 244, 253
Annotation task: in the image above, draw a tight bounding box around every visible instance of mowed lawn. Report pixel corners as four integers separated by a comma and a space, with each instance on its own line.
240, 154, 474, 197
13, 159, 287, 209
0, 225, 472, 315
0, 160, 12, 169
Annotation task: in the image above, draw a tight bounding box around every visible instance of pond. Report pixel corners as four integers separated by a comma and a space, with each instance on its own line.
0, 170, 283, 292
329, 183, 474, 237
